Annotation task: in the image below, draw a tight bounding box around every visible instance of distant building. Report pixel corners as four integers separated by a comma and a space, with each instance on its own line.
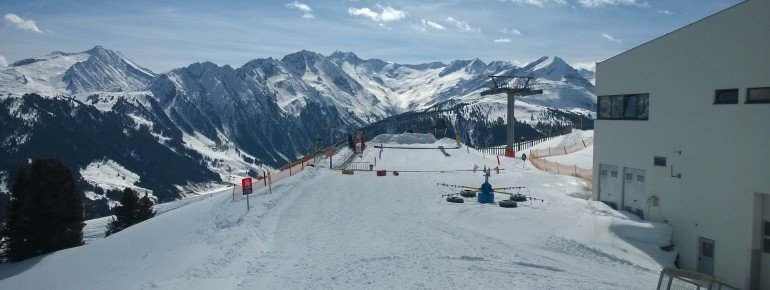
592, 1, 770, 289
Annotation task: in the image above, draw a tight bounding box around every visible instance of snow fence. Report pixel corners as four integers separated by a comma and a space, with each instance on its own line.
529, 136, 593, 182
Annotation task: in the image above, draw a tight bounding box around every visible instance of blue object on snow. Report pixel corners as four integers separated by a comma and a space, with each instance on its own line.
477, 169, 494, 204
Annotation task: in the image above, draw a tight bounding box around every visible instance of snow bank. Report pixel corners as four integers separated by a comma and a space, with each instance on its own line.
370, 133, 437, 144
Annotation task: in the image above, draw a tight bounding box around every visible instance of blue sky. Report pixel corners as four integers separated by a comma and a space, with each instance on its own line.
0, 0, 743, 72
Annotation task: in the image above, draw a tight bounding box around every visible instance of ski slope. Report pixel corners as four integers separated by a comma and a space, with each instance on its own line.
0, 133, 675, 289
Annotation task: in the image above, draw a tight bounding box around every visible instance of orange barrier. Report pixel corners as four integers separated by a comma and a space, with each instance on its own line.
529, 137, 593, 158
529, 137, 593, 182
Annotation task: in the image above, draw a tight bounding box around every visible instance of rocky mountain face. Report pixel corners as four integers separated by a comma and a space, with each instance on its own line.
0, 46, 596, 218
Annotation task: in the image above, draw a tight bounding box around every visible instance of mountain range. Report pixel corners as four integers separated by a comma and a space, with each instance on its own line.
0, 46, 596, 218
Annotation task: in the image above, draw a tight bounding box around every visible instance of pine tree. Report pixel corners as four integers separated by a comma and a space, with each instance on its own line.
0, 159, 84, 262
0, 167, 33, 262
137, 193, 155, 222
106, 188, 139, 236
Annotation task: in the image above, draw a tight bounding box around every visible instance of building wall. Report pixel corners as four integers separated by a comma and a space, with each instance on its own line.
593, 0, 770, 288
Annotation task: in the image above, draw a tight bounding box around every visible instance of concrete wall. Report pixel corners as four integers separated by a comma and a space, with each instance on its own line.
593, 0, 770, 288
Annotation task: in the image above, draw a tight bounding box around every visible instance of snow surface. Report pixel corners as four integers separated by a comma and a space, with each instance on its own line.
82, 187, 229, 244
80, 159, 155, 203
0, 133, 673, 289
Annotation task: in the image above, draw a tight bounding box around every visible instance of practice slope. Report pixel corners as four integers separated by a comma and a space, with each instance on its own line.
0, 133, 674, 289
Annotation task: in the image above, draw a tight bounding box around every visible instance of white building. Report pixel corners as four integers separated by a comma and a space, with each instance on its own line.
592, 0, 770, 289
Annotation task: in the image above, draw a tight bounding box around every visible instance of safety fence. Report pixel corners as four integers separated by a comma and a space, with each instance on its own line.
529, 158, 593, 181
476, 135, 561, 155
530, 137, 594, 158
528, 136, 594, 182
347, 162, 373, 171
656, 268, 740, 290
232, 150, 325, 199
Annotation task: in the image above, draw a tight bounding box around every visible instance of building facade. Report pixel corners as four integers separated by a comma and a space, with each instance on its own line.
592, 1, 770, 289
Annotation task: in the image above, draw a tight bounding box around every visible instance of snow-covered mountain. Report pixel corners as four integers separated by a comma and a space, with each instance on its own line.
0, 46, 154, 97
0, 46, 596, 218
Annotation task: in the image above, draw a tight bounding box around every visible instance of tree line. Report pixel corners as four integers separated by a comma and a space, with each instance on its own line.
0, 158, 155, 262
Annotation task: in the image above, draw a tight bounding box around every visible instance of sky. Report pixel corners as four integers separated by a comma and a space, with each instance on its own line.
0, 0, 744, 72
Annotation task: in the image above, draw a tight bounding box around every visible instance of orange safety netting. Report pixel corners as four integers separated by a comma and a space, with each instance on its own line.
529, 137, 593, 182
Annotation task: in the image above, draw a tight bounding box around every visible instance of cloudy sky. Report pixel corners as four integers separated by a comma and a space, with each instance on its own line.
0, 0, 743, 72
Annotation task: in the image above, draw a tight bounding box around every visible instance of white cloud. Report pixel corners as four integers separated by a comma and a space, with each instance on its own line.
414, 19, 445, 31
658, 9, 673, 15
601, 32, 621, 43
348, 5, 406, 23
4, 13, 44, 34
445, 17, 478, 33
508, 0, 567, 7
285, 1, 315, 19
0, 54, 7, 67
494, 38, 512, 43
577, 0, 650, 8
501, 27, 522, 36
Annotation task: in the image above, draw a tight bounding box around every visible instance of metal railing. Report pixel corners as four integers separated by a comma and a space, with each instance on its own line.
656, 268, 741, 290
476, 135, 560, 155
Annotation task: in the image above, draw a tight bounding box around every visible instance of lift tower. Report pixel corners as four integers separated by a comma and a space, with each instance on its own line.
480, 76, 543, 157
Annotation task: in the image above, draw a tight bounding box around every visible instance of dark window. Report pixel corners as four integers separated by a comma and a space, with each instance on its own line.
765, 221, 770, 236
747, 87, 770, 103
625, 173, 633, 180
611, 171, 618, 177
701, 241, 714, 258
597, 94, 649, 120
764, 221, 770, 253
598, 96, 612, 119
601, 170, 607, 176
624, 94, 638, 118
714, 89, 738, 104
637, 94, 649, 119
611, 96, 623, 118
637, 175, 644, 182
654, 156, 666, 167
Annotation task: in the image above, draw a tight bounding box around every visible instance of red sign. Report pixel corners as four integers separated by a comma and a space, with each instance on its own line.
325, 147, 334, 157
242, 177, 253, 195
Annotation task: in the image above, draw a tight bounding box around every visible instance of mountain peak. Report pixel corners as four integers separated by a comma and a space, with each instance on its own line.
329, 51, 362, 64
439, 59, 486, 77
62, 46, 156, 93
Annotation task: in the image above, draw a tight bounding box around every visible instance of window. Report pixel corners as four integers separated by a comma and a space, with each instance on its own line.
624, 94, 638, 118
701, 240, 714, 258
747, 87, 770, 104
764, 221, 770, 253
714, 89, 738, 104
611, 96, 623, 118
598, 97, 612, 119
597, 94, 649, 120
654, 156, 666, 167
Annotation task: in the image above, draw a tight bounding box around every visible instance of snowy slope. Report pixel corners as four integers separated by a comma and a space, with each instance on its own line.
0, 133, 673, 289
